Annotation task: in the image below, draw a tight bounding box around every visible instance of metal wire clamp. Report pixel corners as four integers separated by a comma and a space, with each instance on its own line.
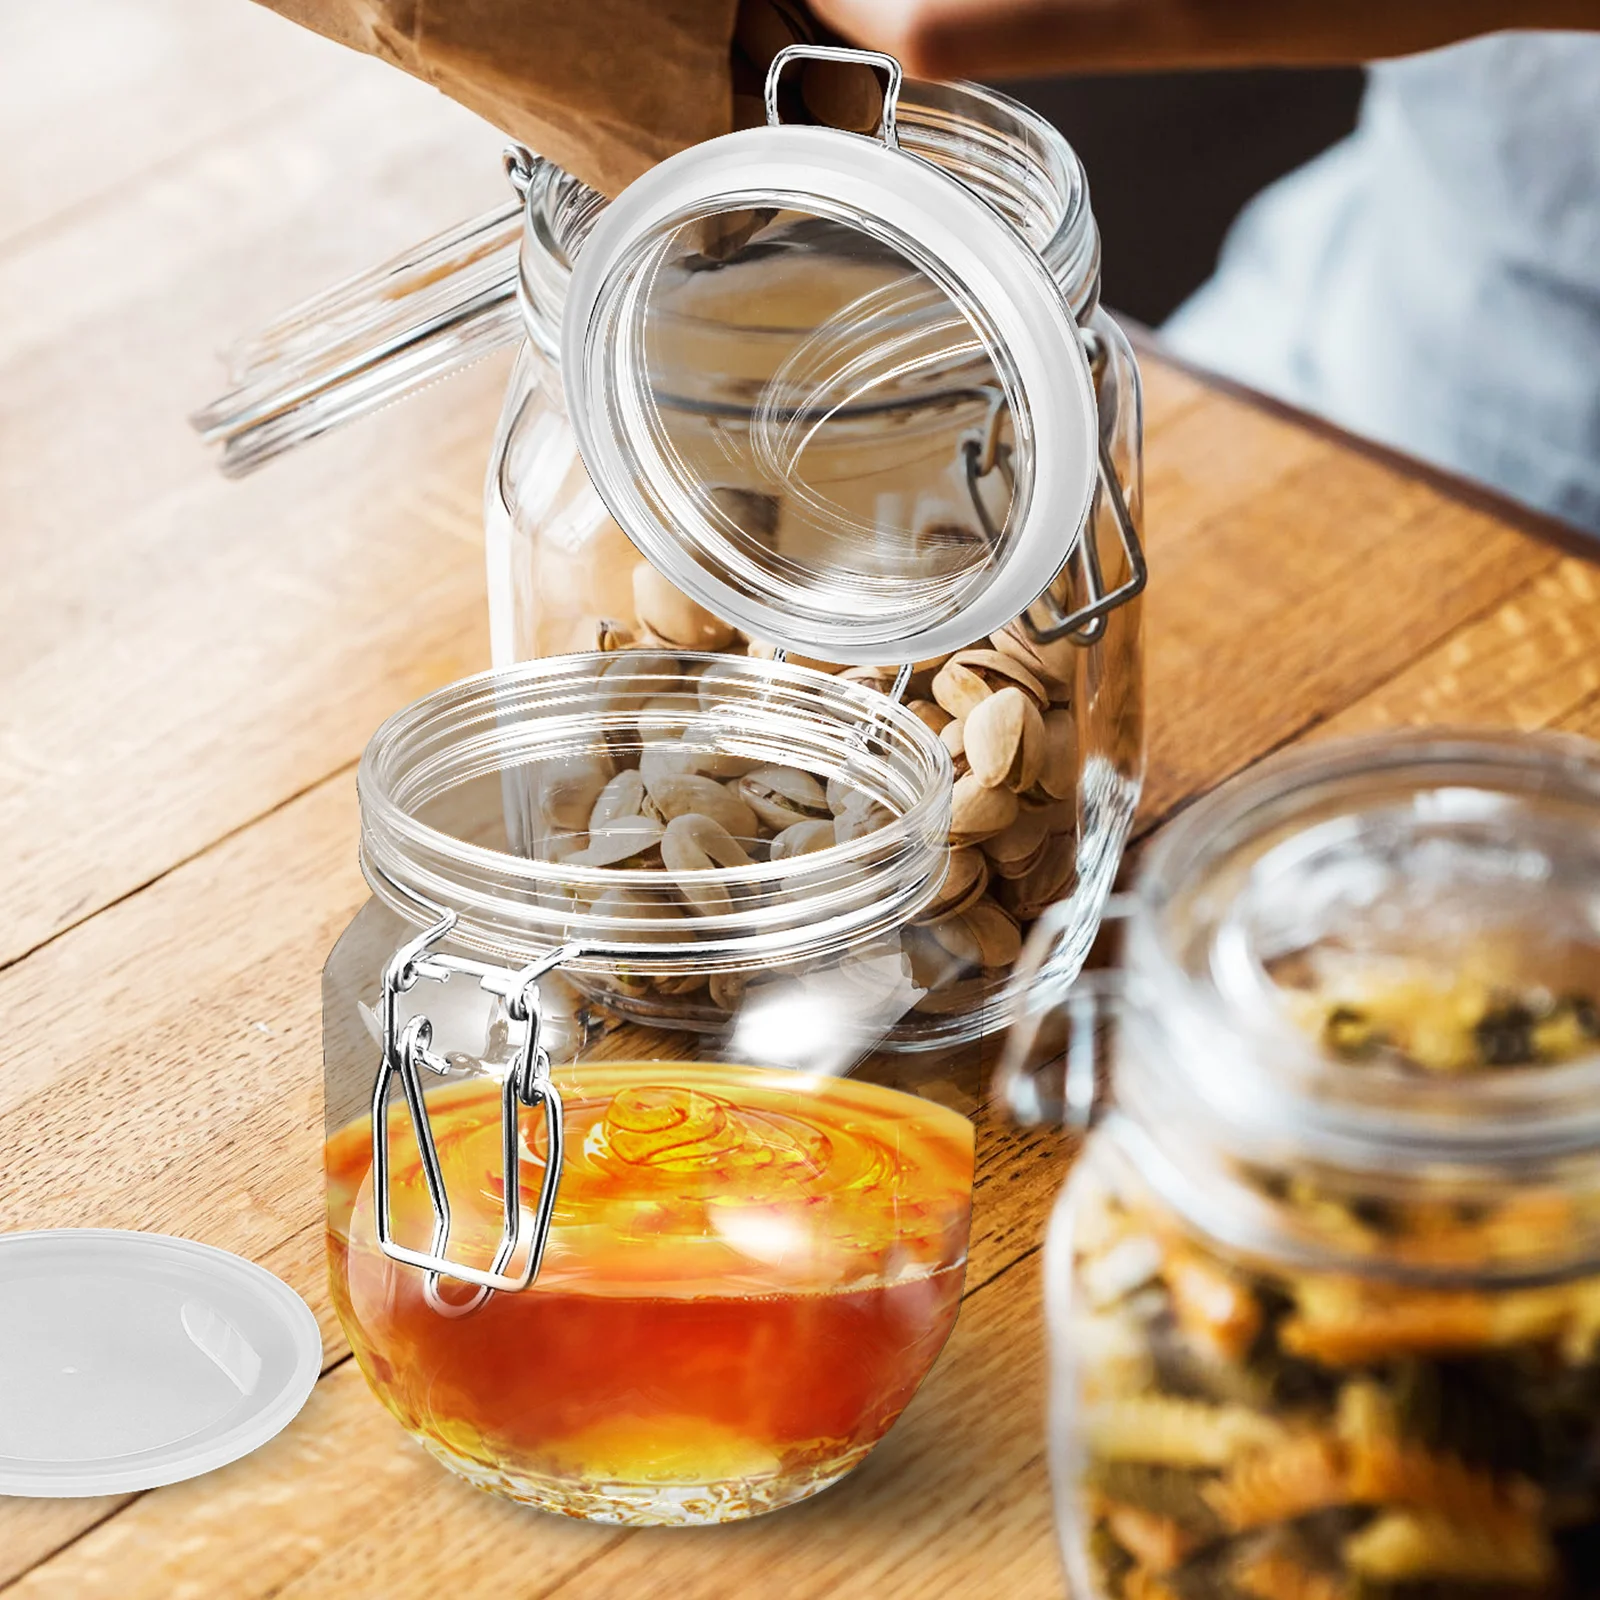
372, 908, 580, 1316
961, 336, 1148, 652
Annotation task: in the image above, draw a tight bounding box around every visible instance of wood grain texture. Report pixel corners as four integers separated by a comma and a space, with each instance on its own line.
4, 0, 1598, 1596
0, 0, 509, 971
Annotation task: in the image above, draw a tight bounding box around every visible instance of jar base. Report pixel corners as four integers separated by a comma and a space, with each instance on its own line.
417, 1434, 873, 1525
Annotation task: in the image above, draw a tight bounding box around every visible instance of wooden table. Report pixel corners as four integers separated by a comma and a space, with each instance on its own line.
4, 3, 1597, 1595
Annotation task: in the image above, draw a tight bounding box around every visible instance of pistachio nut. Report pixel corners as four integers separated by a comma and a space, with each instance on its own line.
907, 699, 953, 737
964, 686, 1045, 792
643, 772, 759, 840
635, 693, 699, 738
990, 623, 1075, 704
948, 772, 1019, 845
940, 718, 966, 761
738, 765, 831, 831
838, 663, 903, 695
695, 659, 752, 712
594, 617, 636, 653
661, 813, 754, 917
639, 740, 759, 785
632, 563, 737, 651
537, 751, 614, 832
589, 768, 647, 830
902, 925, 964, 992
597, 651, 680, 719
930, 897, 1022, 970
1037, 708, 1078, 800
997, 832, 1076, 920
915, 847, 989, 924
588, 886, 686, 943
981, 807, 1052, 879
770, 819, 837, 860
566, 814, 665, 868
931, 648, 1049, 720
826, 773, 859, 815
833, 795, 895, 843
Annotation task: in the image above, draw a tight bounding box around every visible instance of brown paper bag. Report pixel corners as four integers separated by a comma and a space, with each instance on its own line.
252, 0, 874, 198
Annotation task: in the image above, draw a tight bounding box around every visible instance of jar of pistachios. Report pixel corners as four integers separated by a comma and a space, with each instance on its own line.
1001, 730, 1600, 1599
197, 53, 1145, 1047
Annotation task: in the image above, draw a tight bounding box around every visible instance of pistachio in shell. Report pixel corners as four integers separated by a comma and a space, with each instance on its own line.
948, 772, 1020, 845
770, 819, 837, 860
537, 751, 614, 832
834, 795, 895, 843
589, 768, 647, 830
997, 832, 1076, 920
597, 651, 680, 719
965, 686, 1046, 792
907, 699, 953, 737
738, 765, 830, 830
632, 563, 737, 651
930, 897, 1022, 970
990, 623, 1075, 704
982, 807, 1052, 879
661, 813, 755, 917
916, 847, 990, 924
1037, 708, 1079, 800
566, 814, 665, 868
643, 771, 759, 840
594, 617, 636, 652
931, 648, 1049, 720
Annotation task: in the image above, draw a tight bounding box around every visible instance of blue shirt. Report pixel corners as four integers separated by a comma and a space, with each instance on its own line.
1163, 33, 1600, 535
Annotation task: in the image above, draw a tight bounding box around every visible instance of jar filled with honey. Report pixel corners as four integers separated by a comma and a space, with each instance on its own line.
324, 651, 984, 1524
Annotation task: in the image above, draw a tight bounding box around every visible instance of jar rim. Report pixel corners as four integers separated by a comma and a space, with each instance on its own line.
357, 652, 952, 973
517, 78, 1100, 360
1123, 729, 1600, 1169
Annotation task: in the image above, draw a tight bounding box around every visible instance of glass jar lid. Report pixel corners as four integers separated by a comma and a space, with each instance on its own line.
560, 48, 1099, 666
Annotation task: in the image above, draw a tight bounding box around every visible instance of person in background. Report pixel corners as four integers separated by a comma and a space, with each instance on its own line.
812, 0, 1600, 536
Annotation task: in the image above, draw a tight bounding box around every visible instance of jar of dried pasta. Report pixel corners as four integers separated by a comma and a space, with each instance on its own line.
197, 49, 1145, 1047
999, 730, 1600, 1599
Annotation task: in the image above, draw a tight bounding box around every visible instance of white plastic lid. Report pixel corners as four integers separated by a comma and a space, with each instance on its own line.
561, 60, 1098, 666
0, 1230, 323, 1496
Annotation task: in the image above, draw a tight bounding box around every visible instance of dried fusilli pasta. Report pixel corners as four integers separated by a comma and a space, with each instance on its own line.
1085, 1394, 1287, 1468
1233, 1548, 1348, 1600
1343, 1509, 1557, 1586
1203, 1433, 1349, 1530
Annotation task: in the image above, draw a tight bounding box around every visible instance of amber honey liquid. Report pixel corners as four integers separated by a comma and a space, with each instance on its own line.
326, 1062, 974, 1524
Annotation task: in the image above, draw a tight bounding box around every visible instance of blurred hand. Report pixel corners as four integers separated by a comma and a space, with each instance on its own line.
809, 0, 1600, 78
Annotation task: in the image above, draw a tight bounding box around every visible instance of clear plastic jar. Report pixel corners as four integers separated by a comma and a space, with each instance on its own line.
323, 652, 977, 1524
1007, 732, 1600, 1598
200, 70, 1145, 1049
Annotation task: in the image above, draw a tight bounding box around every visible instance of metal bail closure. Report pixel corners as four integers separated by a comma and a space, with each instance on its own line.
560, 46, 1103, 668
371, 910, 576, 1317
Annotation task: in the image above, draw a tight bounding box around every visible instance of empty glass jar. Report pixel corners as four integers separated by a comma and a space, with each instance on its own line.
1006, 731, 1600, 1598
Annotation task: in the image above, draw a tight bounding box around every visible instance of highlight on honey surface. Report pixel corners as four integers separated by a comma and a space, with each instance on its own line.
326, 1061, 975, 1524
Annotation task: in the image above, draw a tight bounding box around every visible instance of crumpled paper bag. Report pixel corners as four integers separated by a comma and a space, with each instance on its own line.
253, 0, 872, 198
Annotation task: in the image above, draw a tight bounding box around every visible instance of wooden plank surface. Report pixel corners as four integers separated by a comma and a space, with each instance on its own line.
3, 2, 1596, 1596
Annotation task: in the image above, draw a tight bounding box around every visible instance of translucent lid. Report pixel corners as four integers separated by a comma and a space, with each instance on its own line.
561, 49, 1099, 666
0, 1229, 322, 1496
